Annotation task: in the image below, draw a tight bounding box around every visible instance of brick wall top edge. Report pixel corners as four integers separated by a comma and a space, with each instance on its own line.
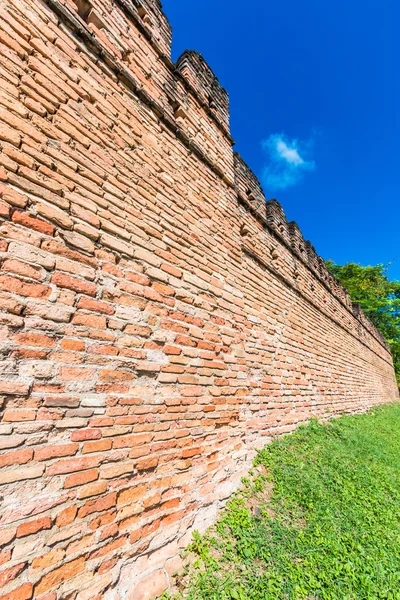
113, 0, 172, 55
176, 50, 230, 133
92, 0, 233, 139
43, 0, 235, 185
46, 0, 234, 146
234, 152, 266, 211
233, 155, 389, 353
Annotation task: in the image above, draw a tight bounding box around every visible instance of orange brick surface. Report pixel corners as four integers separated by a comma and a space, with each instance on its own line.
0, 0, 398, 599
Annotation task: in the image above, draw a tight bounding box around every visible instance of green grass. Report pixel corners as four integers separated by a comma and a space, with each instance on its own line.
166, 404, 400, 600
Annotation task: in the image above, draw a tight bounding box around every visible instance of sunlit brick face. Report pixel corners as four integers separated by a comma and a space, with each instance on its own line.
0, 1, 398, 599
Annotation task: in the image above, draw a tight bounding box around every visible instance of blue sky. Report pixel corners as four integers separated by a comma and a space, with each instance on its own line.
163, 0, 400, 280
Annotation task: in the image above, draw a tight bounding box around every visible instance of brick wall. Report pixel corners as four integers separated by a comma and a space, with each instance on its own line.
0, 0, 398, 599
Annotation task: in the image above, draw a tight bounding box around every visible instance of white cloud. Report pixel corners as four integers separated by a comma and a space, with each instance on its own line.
261, 133, 316, 190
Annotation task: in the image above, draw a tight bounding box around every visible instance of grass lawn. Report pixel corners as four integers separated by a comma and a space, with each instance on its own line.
165, 403, 400, 600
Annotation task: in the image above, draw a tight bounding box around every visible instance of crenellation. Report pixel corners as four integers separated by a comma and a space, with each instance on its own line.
288, 220, 308, 262
112, 0, 172, 56
305, 240, 320, 274
0, 1, 397, 599
318, 255, 330, 284
265, 199, 291, 246
175, 50, 230, 134
234, 152, 266, 213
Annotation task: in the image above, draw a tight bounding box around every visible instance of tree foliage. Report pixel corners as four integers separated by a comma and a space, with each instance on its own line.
325, 261, 400, 384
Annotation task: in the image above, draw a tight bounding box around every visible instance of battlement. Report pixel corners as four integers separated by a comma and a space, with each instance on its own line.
234, 152, 266, 211
0, 2, 396, 600
176, 51, 230, 133
288, 221, 308, 263
232, 159, 387, 348
70, 0, 173, 55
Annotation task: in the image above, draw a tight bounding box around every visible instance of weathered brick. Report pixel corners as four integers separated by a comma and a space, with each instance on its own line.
14, 333, 56, 348
0, 583, 33, 600
55, 506, 77, 527
0, 122, 21, 147
78, 481, 108, 499
0, 435, 26, 450
2, 258, 43, 281
35, 443, 79, 461
0, 4, 396, 600
17, 516, 52, 538
117, 484, 147, 506
0, 185, 28, 208
63, 469, 99, 489
0, 382, 30, 396
35, 203, 73, 230
77, 297, 114, 315
35, 558, 85, 595
128, 569, 168, 600
70, 429, 102, 442
7, 242, 55, 269
0, 448, 33, 468
57, 367, 95, 381
46, 455, 101, 476
12, 210, 55, 236
31, 548, 65, 572
51, 273, 96, 296
0, 275, 50, 299
77, 492, 117, 518
0, 199, 10, 219
0, 562, 26, 588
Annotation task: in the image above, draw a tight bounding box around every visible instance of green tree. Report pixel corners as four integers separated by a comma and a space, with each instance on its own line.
325, 261, 400, 385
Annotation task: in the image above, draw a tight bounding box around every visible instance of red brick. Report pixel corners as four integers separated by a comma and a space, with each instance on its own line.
98, 369, 135, 382
79, 481, 108, 499
55, 506, 77, 527
51, 273, 96, 296
71, 429, 102, 442
31, 549, 65, 573
164, 345, 181, 355
81, 439, 112, 454
35, 444, 79, 461
14, 333, 57, 348
0, 275, 50, 299
0, 563, 26, 588
57, 366, 95, 381
35, 558, 85, 595
46, 455, 101, 476
78, 493, 117, 519
0, 583, 33, 600
0, 550, 12, 568
117, 484, 147, 506
88, 536, 126, 560
17, 516, 52, 538
77, 297, 114, 315
0, 382, 30, 396
0, 5, 395, 600
2, 258, 43, 281
41, 240, 97, 269
12, 210, 55, 236
0, 199, 10, 219
64, 469, 99, 489
71, 313, 107, 329
60, 339, 85, 351
3, 410, 35, 422
0, 448, 33, 468
161, 264, 182, 278
0, 184, 28, 208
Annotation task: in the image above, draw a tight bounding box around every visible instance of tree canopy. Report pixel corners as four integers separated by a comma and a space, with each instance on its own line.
325, 261, 400, 385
